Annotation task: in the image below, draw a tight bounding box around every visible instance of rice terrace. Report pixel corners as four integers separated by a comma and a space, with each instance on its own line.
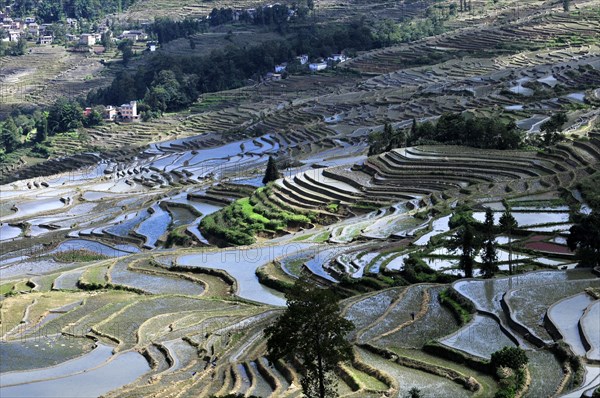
1, 0, 600, 397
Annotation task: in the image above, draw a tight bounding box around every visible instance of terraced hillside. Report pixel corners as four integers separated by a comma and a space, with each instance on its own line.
2, 239, 598, 397
3, 0, 600, 396
207, 137, 600, 246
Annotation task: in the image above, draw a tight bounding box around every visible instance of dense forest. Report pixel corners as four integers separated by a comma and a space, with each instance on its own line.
3, 0, 135, 22
148, 4, 300, 45
87, 19, 377, 114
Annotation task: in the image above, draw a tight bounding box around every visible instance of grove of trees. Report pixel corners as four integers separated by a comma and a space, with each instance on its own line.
368, 113, 524, 155
10, 0, 135, 22
0, 36, 27, 56
0, 98, 102, 162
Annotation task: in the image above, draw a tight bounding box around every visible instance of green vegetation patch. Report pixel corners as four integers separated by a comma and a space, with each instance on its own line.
166, 225, 195, 248
54, 249, 110, 263
201, 185, 312, 246
0, 282, 17, 295
345, 364, 389, 391
438, 288, 475, 325
80, 265, 109, 287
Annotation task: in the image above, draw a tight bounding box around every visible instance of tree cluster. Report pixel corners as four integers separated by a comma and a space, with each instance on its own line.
0, 98, 102, 161
11, 0, 135, 23
147, 4, 304, 45
568, 211, 600, 268
368, 113, 524, 156
409, 113, 523, 149
446, 206, 518, 278
367, 122, 406, 155
208, 4, 297, 30
539, 112, 567, 147
0, 35, 27, 56
147, 17, 206, 44
490, 346, 529, 398
262, 156, 281, 184
372, 17, 444, 47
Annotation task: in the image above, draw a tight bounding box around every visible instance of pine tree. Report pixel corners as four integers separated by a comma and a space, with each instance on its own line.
263, 155, 281, 184
540, 112, 567, 147
448, 207, 480, 278
1, 117, 21, 153
450, 223, 478, 278
265, 278, 354, 398
34, 114, 48, 143
480, 208, 498, 278
499, 207, 518, 274
383, 122, 394, 152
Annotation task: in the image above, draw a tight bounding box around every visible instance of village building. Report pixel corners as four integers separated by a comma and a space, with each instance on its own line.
39, 35, 53, 45
104, 105, 117, 120
309, 62, 328, 72
120, 30, 147, 42
274, 63, 287, 73
8, 30, 20, 42
296, 54, 309, 65
80, 33, 100, 46
27, 22, 39, 36
329, 54, 348, 63
104, 101, 140, 121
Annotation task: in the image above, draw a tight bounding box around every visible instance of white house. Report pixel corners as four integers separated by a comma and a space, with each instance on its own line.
104, 105, 117, 120
39, 35, 53, 45
329, 54, 347, 63
8, 30, 20, 42
266, 72, 283, 81
79, 33, 98, 46
309, 62, 327, 72
274, 63, 287, 73
28, 22, 39, 36
296, 54, 309, 65
120, 30, 147, 42
103, 101, 140, 121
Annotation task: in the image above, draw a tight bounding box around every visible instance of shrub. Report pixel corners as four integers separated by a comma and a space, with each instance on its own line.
31, 143, 50, 157
327, 203, 339, 213
490, 347, 528, 371
166, 226, 194, 247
